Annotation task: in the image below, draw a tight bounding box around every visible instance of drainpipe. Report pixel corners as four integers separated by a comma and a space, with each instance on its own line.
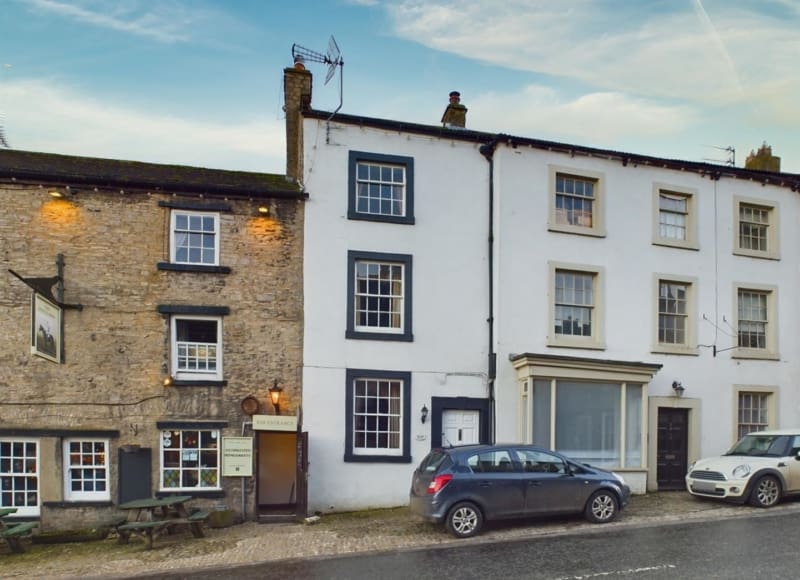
479, 137, 500, 444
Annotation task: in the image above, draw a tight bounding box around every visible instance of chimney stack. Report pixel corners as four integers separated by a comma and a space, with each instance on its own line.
745, 142, 781, 172
284, 59, 313, 182
441, 91, 467, 129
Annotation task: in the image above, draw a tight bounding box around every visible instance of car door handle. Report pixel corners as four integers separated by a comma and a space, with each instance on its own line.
528, 481, 542, 486
479, 482, 492, 487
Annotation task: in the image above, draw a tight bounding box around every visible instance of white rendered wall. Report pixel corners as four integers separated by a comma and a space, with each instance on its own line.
302, 119, 490, 511
491, 144, 800, 463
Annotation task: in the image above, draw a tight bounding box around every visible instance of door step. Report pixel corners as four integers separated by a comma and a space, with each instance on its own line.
257, 513, 297, 524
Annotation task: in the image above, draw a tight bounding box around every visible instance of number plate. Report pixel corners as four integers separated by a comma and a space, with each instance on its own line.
692, 481, 717, 493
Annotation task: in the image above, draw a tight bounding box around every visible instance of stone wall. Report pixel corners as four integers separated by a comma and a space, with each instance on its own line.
0, 181, 304, 523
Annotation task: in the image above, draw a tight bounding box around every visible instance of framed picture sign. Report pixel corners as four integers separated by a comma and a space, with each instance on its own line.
31, 293, 62, 363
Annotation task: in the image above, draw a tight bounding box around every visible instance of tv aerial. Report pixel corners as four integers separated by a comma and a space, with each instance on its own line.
702, 145, 735, 167
292, 35, 344, 118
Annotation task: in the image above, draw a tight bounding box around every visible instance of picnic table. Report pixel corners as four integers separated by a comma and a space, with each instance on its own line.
1, 507, 38, 554
115, 495, 210, 550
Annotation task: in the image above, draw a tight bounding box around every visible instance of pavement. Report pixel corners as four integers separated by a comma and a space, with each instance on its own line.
3, 491, 800, 579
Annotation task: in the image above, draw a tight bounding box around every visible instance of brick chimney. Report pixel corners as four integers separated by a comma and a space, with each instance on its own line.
284, 59, 313, 182
745, 142, 781, 172
441, 91, 467, 129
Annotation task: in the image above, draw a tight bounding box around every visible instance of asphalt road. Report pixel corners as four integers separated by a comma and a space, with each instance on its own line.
139, 511, 800, 579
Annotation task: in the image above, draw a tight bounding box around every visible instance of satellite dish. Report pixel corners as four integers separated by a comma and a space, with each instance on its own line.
291, 35, 344, 118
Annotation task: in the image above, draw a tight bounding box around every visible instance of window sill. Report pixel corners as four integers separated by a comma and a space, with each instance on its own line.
346, 330, 413, 342
731, 349, 780, 361
547, 224, 606, 238
156, 490, 225, 499
344, 453, 411, 463
651, 345, 699, 356
652, 240, 699, 251
43, 501, 113, 508
547, 338, 606, 350
347, 212, 415, 225
157, 263, 232, 274
170, 379, 227, 387
732, 249, 780, 261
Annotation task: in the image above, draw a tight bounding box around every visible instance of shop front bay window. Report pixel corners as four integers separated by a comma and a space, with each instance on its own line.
512, 353, 660, 471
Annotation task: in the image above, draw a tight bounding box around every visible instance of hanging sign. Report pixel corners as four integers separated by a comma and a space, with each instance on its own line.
222, 437, 253, 477
31, 293, 62, 363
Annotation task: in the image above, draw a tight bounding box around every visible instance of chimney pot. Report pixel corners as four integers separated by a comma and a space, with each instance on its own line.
442, 90, 467, 128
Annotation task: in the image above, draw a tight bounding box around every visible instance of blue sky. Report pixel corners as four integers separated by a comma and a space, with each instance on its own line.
1, 0, 799, 174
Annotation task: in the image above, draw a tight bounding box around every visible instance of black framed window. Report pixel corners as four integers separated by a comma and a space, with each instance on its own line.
345, 369, 411, 463
348, 151, 414, 224
346, 251, 413, 342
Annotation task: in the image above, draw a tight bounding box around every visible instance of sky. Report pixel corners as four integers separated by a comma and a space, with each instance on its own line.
1, 0, 799, 174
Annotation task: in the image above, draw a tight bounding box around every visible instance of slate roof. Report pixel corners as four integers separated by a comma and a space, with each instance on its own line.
0, 149, 305, 199
305, 109, 800, 192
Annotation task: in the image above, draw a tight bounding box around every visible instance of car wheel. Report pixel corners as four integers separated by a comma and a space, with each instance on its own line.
584, 490, 618, 524
749, 475, 781, 508
445, 501, 483, 538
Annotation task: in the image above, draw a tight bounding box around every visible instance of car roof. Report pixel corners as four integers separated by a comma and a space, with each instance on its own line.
438, 443, 554, 454
743, 429, 800, 436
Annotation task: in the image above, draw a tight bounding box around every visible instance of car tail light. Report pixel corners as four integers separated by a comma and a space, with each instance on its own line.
427, 474, 453, 494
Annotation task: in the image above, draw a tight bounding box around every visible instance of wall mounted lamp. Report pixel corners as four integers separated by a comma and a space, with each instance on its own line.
162, 376, 173, 387
268, 379, 283, 415
257, 206, 270, 216
672, 381, 685, 396
420, 404, 429, 424
48, 189, 65, 199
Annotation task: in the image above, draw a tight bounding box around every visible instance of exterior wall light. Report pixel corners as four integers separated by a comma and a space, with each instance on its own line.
421, 404, 429, 424
257, 206, 270, 216
672, 381, 685, 396
269, 379, 283, 415
163, 376, 173, 387
49, 190, 65, 199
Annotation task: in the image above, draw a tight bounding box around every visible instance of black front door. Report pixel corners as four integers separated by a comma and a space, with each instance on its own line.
657, 408, 689, 490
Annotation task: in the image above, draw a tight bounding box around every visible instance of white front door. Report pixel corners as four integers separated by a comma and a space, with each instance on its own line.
442, 410, 480, 446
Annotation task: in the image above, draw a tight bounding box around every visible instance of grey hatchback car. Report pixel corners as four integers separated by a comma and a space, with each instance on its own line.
410, 444, 631, 538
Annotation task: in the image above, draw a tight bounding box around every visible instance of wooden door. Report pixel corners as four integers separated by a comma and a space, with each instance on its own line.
657, 408, 689, 490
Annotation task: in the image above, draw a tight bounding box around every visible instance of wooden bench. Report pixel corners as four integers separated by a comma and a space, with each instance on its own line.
116, 510, 210, 549
1, 522, 38, 554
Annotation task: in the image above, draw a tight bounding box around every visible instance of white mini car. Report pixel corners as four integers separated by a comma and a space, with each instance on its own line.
686, 429, 800, 507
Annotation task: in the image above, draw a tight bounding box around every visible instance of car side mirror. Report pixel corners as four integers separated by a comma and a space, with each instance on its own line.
795, 450, 800, 461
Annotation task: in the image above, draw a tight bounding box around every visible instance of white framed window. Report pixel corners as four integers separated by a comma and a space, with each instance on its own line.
734, 284, 778, 360
0, 439, 39, 517
549, 262, 604, 349
171, 315, 222, 380
170, 210, 220, 266
345, 369, 412, 462
63, 439, 109, 501
160, 429, 220, 490
734, 386, 777, 441
652, 275, 698, 355
733, 197, 779, 260
652, 184, 697, 250
348, 151, 414, 224
346, 251, 413, 342
548, 165, 605, 237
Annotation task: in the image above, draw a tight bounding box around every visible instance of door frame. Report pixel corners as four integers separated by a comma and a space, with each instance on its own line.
647, 396, 700, 492
431, 396, 490, 448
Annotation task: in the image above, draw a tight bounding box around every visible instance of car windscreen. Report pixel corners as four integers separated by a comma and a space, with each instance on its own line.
726, 434, 790, 457
417, 450, 451, 473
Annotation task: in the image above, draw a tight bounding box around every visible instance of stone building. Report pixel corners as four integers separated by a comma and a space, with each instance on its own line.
0, 150, 307, 529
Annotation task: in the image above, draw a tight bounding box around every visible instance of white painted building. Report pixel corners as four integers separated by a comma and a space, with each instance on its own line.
284, 65, 800, 512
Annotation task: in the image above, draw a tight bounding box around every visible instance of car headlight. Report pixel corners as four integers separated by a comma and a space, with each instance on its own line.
687, 462, 696, 474
732, 464, 751, 478
610, 471, 626, 485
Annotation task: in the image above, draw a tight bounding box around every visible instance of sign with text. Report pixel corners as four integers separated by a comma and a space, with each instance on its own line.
252, 414, 298, 432
221, 437, 253, 477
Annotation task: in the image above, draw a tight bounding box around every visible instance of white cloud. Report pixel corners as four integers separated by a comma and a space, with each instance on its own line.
467, 85, 695, 146
1, 79, 285, 173
19, 0, 197, 43
384, 0, 800, 120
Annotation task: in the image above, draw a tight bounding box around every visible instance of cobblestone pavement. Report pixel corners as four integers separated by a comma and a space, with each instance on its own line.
3, 492, 800, 579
